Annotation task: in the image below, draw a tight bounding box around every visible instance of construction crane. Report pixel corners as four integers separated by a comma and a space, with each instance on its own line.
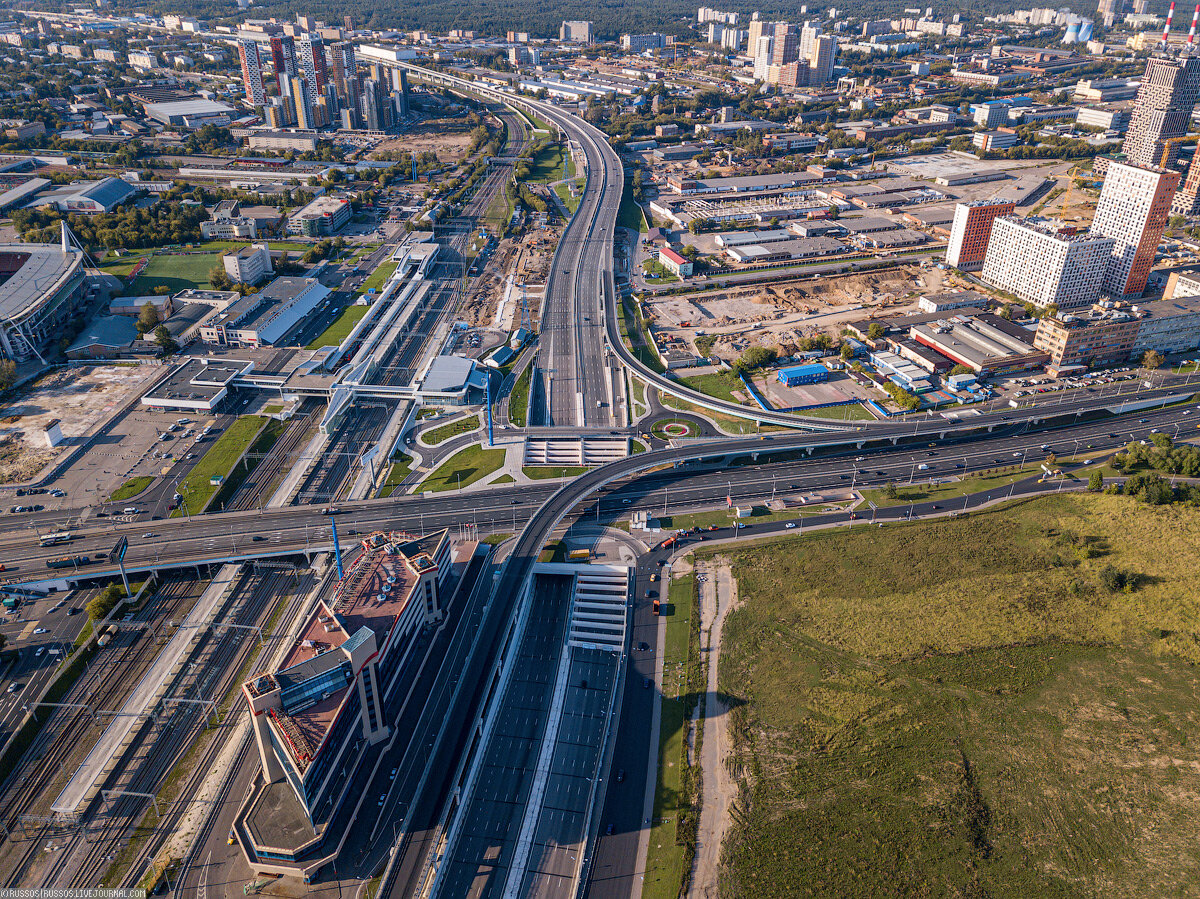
1160, 133, 1200, 170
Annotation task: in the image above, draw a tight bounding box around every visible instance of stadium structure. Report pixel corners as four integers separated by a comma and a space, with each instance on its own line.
0, 225, 87, 361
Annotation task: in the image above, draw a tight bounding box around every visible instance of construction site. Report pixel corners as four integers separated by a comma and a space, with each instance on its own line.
0, 364, 164, 484
643, 267, 947, 364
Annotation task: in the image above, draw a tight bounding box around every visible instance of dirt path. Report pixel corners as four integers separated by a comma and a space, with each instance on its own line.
689, 560, 740, 898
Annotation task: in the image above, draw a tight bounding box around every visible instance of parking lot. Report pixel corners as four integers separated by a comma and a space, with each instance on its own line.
3, 406, 223, 520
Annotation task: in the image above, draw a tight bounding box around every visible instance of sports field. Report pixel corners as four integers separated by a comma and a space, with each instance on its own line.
129, 252, 222, 294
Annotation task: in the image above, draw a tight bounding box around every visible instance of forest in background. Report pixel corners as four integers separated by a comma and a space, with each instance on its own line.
37, 0, 1104, 41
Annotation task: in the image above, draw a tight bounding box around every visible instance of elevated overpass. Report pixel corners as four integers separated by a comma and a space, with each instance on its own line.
1, 381, 1191, 591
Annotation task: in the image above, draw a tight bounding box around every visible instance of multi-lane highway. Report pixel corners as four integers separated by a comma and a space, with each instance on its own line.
0, 383, 1191, 584
536, 118, 622, 427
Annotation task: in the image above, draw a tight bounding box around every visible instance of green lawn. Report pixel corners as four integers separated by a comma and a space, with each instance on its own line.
521, 465, 590, 479
656, 504, 820, 531
620, 297, 666, 375
709, 493, 1200, 897
527, 142, 564, 185
660, 393, 759, 436
98, 253, 150, 279
171, 417, 267, 516
418, 445, 506, 493
490, 474, 515, 485
306, 303, 369, 349
651, 417, 699, 439
197, 239, 311, 254
643, 567, 700, 899
554, 182, 580, 214
859, 465, 1048, 509
790, 402, 875, 421
421, 414, 480, 446
675, 371, 746, 405
642, 259, 679, 283
129, 252, 223, 294
378, 454, 414, 498
508, 365, 533, 427
360, 259, 400, 295
109, 475, 154, 502
631, 376, 647, 409
618, 179, 648, 233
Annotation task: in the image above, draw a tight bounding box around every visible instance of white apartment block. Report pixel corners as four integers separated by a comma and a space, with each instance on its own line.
981, 217, 1114, 310
222, 243, 272, 285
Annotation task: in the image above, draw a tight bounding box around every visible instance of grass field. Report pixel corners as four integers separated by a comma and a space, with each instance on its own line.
378, 454, 414, 498
858, 465, 1049, 509
791, 402, 875, 421
676, 371, 746, 405
521, 465, 590, 479
422, 414, 480, 446
660, 393, 758, 436
643, 567, 701, 899
527, 142, 564, 185
618, 179, 648, 233
109, 476, 154, 502
360, 259, 399, 295
508, 364, 533, 427
642, 259, 679, 284
709, 493, 1200, 898
554, 181, 581, 214
171, 417, 267, 516
306, 304, 368, 349
197, 239, 311, 254
418, 445, 506, 493
98, 253, 150, 279
620, 297, 665, 375
129, 252, 222, 294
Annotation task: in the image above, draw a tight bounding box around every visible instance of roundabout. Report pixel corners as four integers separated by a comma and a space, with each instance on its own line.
650, 418, 699, 439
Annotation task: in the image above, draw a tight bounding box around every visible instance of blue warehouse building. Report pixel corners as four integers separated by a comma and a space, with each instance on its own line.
776, 363, 829, 387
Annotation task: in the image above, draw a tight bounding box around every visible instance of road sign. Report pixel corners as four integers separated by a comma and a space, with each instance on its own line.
867, 501, 877, 511
110, 536, 127, 564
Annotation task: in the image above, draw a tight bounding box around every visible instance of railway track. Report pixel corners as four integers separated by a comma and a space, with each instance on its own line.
42, 567, 309, 889
225, 402, 321, 513
290, 105, 528, 505
0, 576, 203, 887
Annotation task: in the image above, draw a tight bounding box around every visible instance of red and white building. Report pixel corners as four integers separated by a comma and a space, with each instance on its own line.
1089, 160, 1179, 299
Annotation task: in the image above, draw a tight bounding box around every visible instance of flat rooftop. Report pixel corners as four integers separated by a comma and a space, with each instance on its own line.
143, 357, 252, 403
912, 313, 1042, 367
0, 244, 83, 321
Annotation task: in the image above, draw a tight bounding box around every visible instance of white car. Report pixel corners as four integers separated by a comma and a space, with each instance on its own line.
33, 627, 47, 635
785, 522, 797, 529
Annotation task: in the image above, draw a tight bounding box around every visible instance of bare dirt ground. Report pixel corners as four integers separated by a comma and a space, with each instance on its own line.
647, 267, 935, 361
372, 119, 475, 164
460, 225, 560, 329
0, 364, 161, 483
690, 559, 741, 899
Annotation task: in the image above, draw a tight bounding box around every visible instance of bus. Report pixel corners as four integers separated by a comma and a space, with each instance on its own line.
39, 532, 71, 547
567, 549, 592, 562
46, 555, 90, 570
